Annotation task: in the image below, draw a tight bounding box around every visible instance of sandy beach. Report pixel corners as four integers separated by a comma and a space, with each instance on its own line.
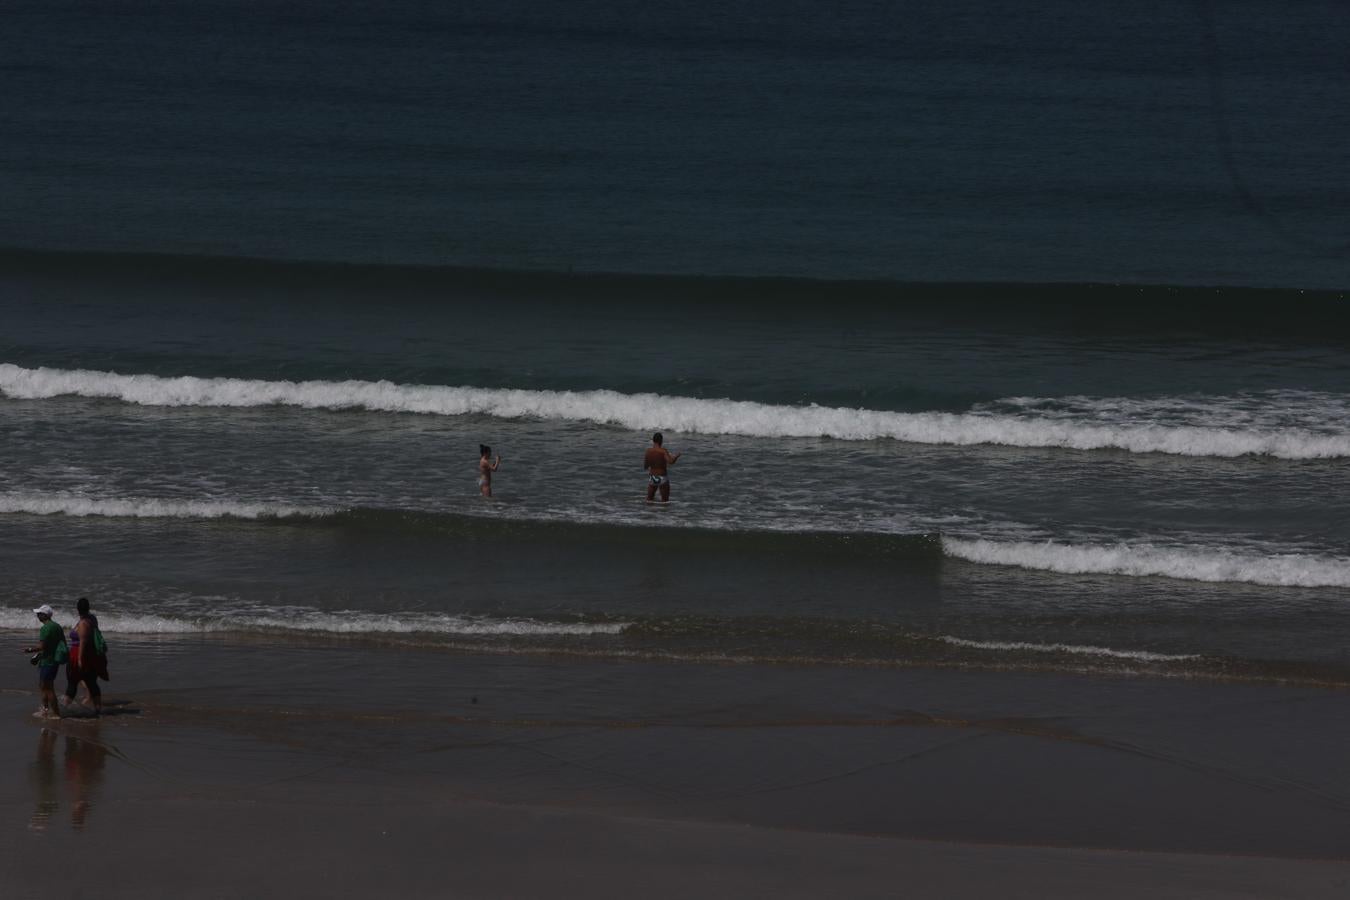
4, 636, 1348, 898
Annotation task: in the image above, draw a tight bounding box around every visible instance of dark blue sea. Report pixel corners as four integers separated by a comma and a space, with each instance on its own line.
2, 0, 1348, 684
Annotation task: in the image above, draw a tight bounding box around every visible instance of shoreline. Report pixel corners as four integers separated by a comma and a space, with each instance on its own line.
5, 635, 1350, 897
5, 638, 1349, 859
5, 626, 1348, 692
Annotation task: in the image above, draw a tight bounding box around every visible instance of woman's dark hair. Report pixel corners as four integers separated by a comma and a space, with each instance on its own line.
76, 596, 90, 615
480, 445, 491, 457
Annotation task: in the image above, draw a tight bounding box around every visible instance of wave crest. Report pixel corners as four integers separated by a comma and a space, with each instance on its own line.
3, 364, 1347, 459
2, 487, 1344, 590
942, 537, 1350, 588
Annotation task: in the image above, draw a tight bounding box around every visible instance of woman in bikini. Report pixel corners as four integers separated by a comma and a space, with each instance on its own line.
478, 444, 502, 497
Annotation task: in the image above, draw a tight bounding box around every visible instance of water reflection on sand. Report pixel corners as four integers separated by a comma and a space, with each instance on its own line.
28, 727, 108, 834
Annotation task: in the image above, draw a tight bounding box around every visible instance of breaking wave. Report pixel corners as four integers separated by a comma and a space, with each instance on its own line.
942, 537, 1350, 589
2, 489, 1345, 589
3, 364, 1348, 459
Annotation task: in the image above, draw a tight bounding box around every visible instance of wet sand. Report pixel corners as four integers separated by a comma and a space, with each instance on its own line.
3, 636, 1349, 897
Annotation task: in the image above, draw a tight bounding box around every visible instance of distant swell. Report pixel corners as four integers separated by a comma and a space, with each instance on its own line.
942, 538, 1350, 589
3, 364, 1347, 459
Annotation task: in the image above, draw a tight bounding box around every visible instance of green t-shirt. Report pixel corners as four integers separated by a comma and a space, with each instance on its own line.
36, 620, 65, 666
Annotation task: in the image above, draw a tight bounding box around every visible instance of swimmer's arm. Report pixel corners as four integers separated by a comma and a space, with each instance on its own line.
668, 450, 682, 465
491, 455, 502, 471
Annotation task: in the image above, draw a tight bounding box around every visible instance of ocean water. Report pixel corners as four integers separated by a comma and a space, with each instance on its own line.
2, 1, 1348, 686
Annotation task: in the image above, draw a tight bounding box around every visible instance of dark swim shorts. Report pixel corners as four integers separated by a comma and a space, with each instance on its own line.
38, 664, 60, 684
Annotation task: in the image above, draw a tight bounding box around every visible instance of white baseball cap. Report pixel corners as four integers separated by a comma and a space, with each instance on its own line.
33, 604, 54, 617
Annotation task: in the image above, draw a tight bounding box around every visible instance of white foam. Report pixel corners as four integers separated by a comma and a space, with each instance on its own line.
942, 537, 1350, 588
253, 614, 630, 637
0, 492, 331, 520
991, 391, 1350, 433
938, 635, 1197, 662
0, 606, 630, 637
939, 636, 1193, 666
4, 364, 1347, 459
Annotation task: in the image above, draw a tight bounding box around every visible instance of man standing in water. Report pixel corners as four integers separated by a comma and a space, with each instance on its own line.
22, 605, 66, 719
644, 432, 682, 503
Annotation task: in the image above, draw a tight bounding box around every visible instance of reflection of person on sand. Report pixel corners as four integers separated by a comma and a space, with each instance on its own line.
644, 432, 682, 503
64, 731, 108, 830
478, 444, 502, 497
28, 729, 108, 833
28, 729, 59, 832
22, 604, 67, 719
65, 597, 109, 717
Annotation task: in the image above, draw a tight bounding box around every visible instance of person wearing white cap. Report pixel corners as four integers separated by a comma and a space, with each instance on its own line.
22, 605, 68, 719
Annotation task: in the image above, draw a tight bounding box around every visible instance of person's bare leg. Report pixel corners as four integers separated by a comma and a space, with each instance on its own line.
647, 481, 657, 502
41, 683, 61, 718
659, 481, 670, 503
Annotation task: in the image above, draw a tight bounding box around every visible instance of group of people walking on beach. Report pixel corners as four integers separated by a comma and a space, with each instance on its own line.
22, 597, 109, 719
479, 432, 682, 502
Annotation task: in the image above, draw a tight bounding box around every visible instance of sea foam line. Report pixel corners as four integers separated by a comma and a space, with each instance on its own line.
942, 537, 1350, 589
3, 364, 1346, 459
0, 493, 332, 520
0, 608, 629, 637
939, 636, 1198, 662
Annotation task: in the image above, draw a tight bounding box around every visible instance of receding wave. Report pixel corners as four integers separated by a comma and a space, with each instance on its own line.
938, 635, 1198, 662
4, 364, 1347, 459
0, 606, 1191, 661
943, 537, 1350, 588
6, 604, 1347, 685
0, 607, 628, 637
0, 492, 332, 520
